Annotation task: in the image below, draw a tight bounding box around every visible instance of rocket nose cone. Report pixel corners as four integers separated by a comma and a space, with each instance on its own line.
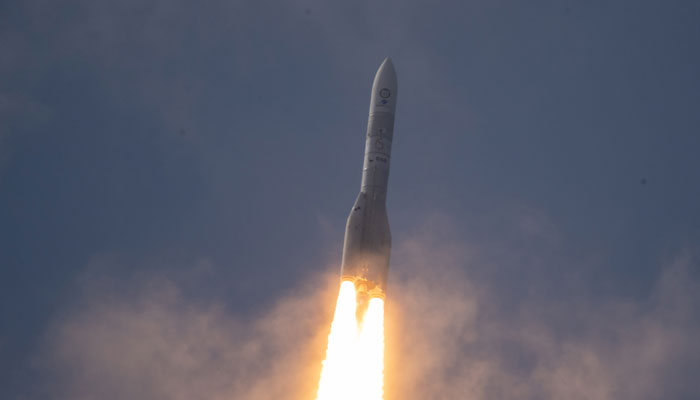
380, 57, 394, 72
370, 57, 398, 114
376, 57, 397, 86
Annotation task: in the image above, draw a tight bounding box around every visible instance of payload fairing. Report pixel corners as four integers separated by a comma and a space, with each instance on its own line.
340, 58, 397, 299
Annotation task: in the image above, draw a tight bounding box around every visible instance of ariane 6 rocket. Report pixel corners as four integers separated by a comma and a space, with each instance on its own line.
340, 58, 397, 299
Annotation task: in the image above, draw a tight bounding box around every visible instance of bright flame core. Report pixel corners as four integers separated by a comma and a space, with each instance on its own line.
316, 281, 385, 400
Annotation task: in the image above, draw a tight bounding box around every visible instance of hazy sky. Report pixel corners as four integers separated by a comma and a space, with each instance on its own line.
2, 1, 700, 399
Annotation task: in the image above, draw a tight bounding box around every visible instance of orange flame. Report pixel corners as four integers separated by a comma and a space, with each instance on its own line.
316, 281, 385, 400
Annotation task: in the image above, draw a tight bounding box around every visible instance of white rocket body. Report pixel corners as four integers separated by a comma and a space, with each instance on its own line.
340, 58, 397, 298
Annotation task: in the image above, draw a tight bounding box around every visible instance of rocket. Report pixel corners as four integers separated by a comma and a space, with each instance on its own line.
340, 58, 397, 299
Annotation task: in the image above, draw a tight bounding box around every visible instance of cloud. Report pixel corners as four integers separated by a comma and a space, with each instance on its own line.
386, 216, 700, 399
36, 260, 340, 400
34, 215, 700, 400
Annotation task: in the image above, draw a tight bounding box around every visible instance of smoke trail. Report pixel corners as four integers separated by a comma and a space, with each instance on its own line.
33, 219, 700, 399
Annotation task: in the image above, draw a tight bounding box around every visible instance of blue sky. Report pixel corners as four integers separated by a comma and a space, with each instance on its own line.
2, 1, 699, 398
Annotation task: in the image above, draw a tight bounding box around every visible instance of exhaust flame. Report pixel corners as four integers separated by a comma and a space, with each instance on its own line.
357, 297, 385, 399
316, 281, 385, 400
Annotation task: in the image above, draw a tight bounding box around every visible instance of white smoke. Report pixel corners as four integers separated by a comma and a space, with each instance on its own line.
35, 216, 700, 399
